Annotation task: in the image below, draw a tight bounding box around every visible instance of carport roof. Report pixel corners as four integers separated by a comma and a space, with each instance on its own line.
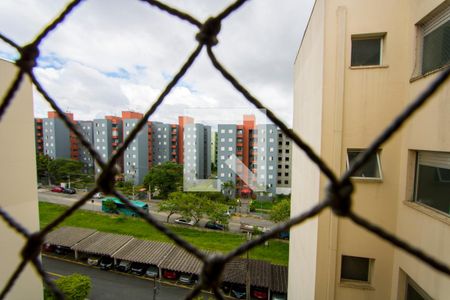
71, 232, 134, 256
270, 264, 288, 293
112, 240, 175, 265
44, 227, 97, 248
222, 258, 272, 288
158, 246, 208, 275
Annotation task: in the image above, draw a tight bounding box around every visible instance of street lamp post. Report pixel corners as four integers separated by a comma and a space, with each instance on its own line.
246, 231, 252, 300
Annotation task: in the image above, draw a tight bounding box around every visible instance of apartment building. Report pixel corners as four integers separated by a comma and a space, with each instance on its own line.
122, 111, 149, 185
152, 122, 176, 165
0, 59, 43, 299
93, 116, 124, 175
255, 124, 278, 198
217, 116, 282, 199
276, 130, 292, 195
34, 118, 44, 155
183, 123, 211, 185
290, 0, 450, 299
211, 131, 218, 172
77, 120, 93, 173
42, 111, 72, 159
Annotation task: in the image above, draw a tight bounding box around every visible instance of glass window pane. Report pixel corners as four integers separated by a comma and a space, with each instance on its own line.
406, 283, 425, 300
351, 38, 381, 66
415, 164, 450, 215
348, 150, 381, 178
422, 19, 450, 74
341, 255, 370, 282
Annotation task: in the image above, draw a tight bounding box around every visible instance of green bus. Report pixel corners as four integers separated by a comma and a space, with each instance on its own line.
101, 197, 149, 217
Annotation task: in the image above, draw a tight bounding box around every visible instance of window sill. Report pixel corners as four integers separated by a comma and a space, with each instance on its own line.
403, 201, 450, 226
350, 177, 383, 183
349, 65, 389, 70
339, 280, 375, 290
410, 64, 450, 83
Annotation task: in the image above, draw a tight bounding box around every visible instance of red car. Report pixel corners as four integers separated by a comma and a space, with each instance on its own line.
51, 186, 64, 193
251, 287, 268, 300
162, 270, 178, 280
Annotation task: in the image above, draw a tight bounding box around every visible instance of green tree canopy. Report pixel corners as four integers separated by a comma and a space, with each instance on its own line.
143, 162, 183, 199
48, 158, 85, 185
36, 154, 53, 185
269, 199, 291, 223
159, 192, 231, 225
44, 273, 91, 300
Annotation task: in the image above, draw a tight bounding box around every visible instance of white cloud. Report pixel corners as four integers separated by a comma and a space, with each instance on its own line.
0, 0, 314, 127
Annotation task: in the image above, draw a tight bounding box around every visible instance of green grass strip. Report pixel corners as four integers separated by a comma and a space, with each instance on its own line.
39, 202, 288, 265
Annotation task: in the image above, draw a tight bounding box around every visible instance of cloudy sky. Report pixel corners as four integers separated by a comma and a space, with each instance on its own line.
0, 0, 314, 127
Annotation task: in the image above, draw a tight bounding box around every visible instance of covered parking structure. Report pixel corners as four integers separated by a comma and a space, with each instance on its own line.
158, 246, 209, 277
43, 227, 97, 256
270, 264, 288, 297
222, 258, 286, 298
44, 227, 97, 248
112, 239, 176, 277
71, 232, 134, 260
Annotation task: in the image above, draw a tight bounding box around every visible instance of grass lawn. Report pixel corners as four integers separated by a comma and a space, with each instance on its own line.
39, 202, 288, 265
251, 200, 277, 210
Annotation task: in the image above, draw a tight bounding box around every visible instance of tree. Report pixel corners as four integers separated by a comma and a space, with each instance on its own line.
159, 192, 184, 222
269, 199, 291, 223
44, 274, 91, 300
205, 201, 230, 225
221, 180, 235, 199
143, 162, 183, 199
159, 192, 230, 225
36, 154, 53, 185
103, 199, 118, 214
48, 158, 86, 185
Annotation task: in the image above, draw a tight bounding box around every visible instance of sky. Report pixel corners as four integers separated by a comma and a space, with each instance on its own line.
0, 0, 314, 127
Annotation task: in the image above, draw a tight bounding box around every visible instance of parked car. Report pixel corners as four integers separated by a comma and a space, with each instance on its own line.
130, 263, 148, 276
278, 231, 290, 240
54, 245, 70, 255
205, 221, 225, 231
93, 192, 104, 199
145, 265, 159, 278
240, 222, 254, 233
42, 243, 54, 252
179, 273, 196, 285
251, 287, 268, 300
99, 256, 114, 270
162, 270, 178, 280
87, 256, 100, 266
231, 285, 246, 299
271, 292, 287, 300
51, 186, 64, 193
116, 260, 132, 272
174, 218, 195, 226
63, 187, 76, 194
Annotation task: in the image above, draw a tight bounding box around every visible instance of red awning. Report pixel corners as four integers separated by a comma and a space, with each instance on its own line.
241, 188, 252, 194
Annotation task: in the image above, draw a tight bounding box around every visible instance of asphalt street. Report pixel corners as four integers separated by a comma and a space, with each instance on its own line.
38, 190, 275, 232
42, 256, 209, 300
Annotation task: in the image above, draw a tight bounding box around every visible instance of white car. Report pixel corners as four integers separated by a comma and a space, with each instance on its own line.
93, 192, 104, 199
87, 256, 100, 266
174, 218, 195, 226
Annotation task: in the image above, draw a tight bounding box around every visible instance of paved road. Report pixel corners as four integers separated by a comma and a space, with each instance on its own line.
38, 191, 275, 232
42, 256, 208, 300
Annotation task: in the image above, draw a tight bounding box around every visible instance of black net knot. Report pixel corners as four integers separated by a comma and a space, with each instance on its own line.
96, 165, 119, 195
196, 17, 221, 46
328, 180, 353, 216
200, 254, 225, 289
17, 44, 39, 71
21, 232, 42, 260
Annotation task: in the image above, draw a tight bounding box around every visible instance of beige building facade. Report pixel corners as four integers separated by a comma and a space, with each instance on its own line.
0, 59, 43, 299
290, 0, 450, 299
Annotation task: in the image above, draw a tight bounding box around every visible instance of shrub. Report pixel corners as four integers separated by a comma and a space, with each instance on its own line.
44, 274, 91, 300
